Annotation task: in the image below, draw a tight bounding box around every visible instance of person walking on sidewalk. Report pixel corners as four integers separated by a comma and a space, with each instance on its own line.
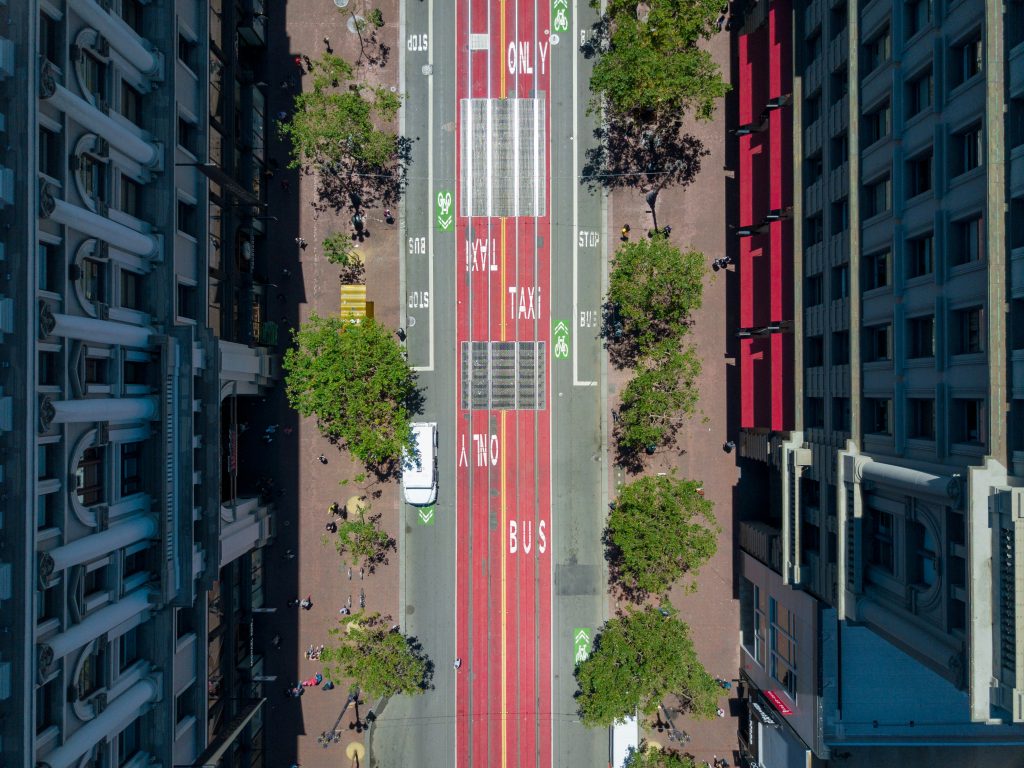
300, 596, 313, 610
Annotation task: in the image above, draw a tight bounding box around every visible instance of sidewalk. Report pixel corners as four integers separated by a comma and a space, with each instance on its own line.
259, 1, 402, 766
605, 25, 746, 767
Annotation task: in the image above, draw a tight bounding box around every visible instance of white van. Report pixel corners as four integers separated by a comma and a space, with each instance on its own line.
402, 422, 438, 506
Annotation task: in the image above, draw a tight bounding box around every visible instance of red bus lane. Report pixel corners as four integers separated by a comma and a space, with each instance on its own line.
454, 0, 552, 765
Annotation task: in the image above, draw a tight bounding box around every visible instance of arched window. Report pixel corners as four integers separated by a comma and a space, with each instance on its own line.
76, 645, 106, 700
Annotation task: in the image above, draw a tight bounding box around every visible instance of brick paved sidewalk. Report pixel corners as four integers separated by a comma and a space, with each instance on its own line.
604, 26, 751, 768
258, 2, 403, 766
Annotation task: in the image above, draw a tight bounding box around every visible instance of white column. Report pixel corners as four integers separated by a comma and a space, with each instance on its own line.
859, 459, 959, 502
40, 588, 154, 664
71, 0, 161, 78
49, 197, 158, 257
49, 311, 154, 347
36, 677, 159, 768
50, 396, 158, 423
45, 84, 159, 167
41, 515, 157, 576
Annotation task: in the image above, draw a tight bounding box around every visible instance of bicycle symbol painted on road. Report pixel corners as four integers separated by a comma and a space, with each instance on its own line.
436, 189, 454, 231
553, 7, 568, 32
552, 319, 570, 360
554, 335, 569, 359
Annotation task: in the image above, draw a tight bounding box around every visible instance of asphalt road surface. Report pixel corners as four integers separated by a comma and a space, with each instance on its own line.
372, 0, 607, 765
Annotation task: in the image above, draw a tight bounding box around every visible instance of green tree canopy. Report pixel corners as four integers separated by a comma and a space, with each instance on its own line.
616, 340, 702, 453
607, 236, 706, 355
283, 314, 416, 472
575, 605, 719, 727
607, 475, 719, 597
278, 53, 402, 170
335, 506, 394, 568
589, 0, 729, 120
322, 611, 429, 697
625, 745, 697, 768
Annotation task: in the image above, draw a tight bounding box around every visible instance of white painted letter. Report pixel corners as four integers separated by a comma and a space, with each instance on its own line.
539, 519, 547, 553
509, 519, 518, 553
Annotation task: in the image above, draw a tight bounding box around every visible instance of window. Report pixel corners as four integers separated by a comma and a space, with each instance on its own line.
908, 68, 933, 117
863, 323, 892, 362
953, 124, 983, 175
121, 442, 142, 496
178, 115, 198, 155
906, 0, 932, 39
39, 351, 59, 386
865, 398, 893, 435
831, 133, 848, 169
82, 51, 109, 103
806, 215, 824, 246
864, 250, 890, 290
80, 153, 108, 202
831, 263, 849, 299
118, 718, 142, 767
831, 199, 848, 236
38, 241, 63, 293
907, 151, 932, 196
805, 274, 823, 306
867, 508, 895, 572
952, 398, 985, 444
805, 396, 825, 428
83, 564, 107, 600
952, 32, 983, 87
124, 547, 147, 579
36, 679, 58, 734
119, 626, 140, 672
176, 607, 195, 640
40, 12, 59, 65
864, 27, 891, 74
863, 101, 891, 147
120, 0, 144, 34
951, 216, 983, 266
952, 306, 984, 354
176, 683, 196, 724
85, 357, 108, 385
768, 598, 798, 699
82, 258, 107, 303
120, 81, 142, 124
805, 335, 824, 367
831, 65, 849, 101
120, 176, 142, 217
907, 233, 934, 278
76, 446, 105, 506
177, 199, 198, 238
178, 33, 197, 72
124, 360, 147, 385
830, 2, 847, 40
806, 152, 823, 182
863, 176, 891, 218
805, 92, 822, 123
908, 315, 935, 358
177, 282, 197, 321
76, 645, 106, 700
909, 522, 938, 588
908, 397, 936, 439
808, 31, 822, 62
37, 494, 56, 530
121, 270, 143, 310
832, 396, 851, 432
831, 330, 850, 365
39, 127, 62, 179
752, 586, 766, 667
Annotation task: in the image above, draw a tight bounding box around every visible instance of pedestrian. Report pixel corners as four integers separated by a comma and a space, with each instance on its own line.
329, 502, 341, 516
265, 424, 279, 434
318, 454, 327, 464
281, 267, 292, 278
454, 657, 462, 669
663, 225, 672, 235
302, 55, 313, 70
300, 596, 313, 610
339, 606, 350, 615
238, 422, 249, 433
323, 680, 335, 690
276, 110, 287, 121
271, 633, 282, 648
621, 224, 630, 239
288, 597, 300, 607
325, 521, 337, 533
293, 55, 303, 69
295, 236, 307, 249
282, 426, 293, 435
323, 36, 332, 51
261, 434, 273, 444
384, 208, 394, 224
716, 707, 726, 718
723, 440, 736, 453
282, 548, 295, 560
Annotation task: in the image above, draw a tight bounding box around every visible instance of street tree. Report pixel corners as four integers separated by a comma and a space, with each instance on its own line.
606, 236, 706, 359
334, 506, 395, 570
575, 605, 719, 727
322, 232, 365, 283
606, 475, 719, 598
616, 340, 702, 454
588, 0, 729, 121
322, 611, 430, 697
625, 746, 697, 768
282, 314, 417, 474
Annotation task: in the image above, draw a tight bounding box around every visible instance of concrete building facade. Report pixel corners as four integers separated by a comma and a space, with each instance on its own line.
736, 0, 1024, 764
0, 0, 278, 766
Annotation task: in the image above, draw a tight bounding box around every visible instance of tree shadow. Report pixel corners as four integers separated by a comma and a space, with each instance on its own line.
579, 15, 610, 60
403, 634, 434, 692
362, 510, 397, 575
600, 300, 642, 370
350, 16, 391, 69
581, 113, 709, 196
314, 136, 414, 215
601, 524, 654, 604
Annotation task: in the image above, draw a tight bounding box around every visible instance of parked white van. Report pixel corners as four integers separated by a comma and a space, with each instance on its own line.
402, 422, 438, 506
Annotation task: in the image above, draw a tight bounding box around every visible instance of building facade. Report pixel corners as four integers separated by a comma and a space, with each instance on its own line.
0, 0, 278, 766
736, 0, 1024, 764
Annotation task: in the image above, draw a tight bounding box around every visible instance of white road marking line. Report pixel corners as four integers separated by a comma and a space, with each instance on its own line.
572, 0, 596, 387
413, 0, 436, 372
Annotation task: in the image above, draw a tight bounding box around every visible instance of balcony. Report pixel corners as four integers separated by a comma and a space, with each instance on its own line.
1013, 349, 1024, 401
1011, 145, 1024, 200
1011, 41, 1024, 99
1012, 247, 1024, 300
740, 520, 782, 574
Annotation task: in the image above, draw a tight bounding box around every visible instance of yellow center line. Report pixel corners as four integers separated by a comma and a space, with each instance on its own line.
499, 218, 508, 768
